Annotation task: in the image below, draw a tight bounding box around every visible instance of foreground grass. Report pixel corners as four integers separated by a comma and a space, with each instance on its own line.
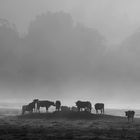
0, 112, 140, 140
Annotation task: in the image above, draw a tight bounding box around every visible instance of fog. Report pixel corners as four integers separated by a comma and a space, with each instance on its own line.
1, 0, 140, 45
0, 1, 140, 109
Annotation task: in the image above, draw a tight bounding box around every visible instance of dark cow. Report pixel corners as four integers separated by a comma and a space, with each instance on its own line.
22, 105, 30, 115
125, 110, 135, 122
71, 106, 78, 112
75, 101, 92, 113
55, 100, 61, 111
95, 103, 104, 114
35, 99, 55, 113
22, 102, 35, 115
61, 106, 71, 112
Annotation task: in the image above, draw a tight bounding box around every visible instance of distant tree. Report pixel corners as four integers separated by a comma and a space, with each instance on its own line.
22, 11, 105, 82
0, 19, 19, 68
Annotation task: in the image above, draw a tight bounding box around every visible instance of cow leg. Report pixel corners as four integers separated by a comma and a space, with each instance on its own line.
78, 107, 80, 112
36, 105, 40, 113
35, 103, 38, 112
46, 107, 48, 113
37, 107, 40, 113
34, 108, 36, 113
89, 108, 91, 113
34, 107, 35, 113
22, 110, 24, 115
35, 107, 37, 113
29, 110, 33, 114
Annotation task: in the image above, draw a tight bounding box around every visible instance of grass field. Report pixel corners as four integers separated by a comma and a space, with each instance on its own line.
0, 111, 140, 140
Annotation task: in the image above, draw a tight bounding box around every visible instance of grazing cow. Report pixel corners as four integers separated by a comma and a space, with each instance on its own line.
61, 106, 71, 112
55, 100, 61, 111
22, 105, 29, 115
95, 103, 104, 114
22, 102, 35, 115
125, 110, 135, 122
35, 99, 55, 113
71, 106, 78, 112
75, 101, 92, 113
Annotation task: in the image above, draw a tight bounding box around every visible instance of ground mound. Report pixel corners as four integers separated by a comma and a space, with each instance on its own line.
18, 111, 123, 120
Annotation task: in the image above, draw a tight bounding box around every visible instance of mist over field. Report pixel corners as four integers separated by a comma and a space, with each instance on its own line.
0, 1, 140, 109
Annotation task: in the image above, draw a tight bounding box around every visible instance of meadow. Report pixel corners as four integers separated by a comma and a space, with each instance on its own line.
0, 111, 140, 140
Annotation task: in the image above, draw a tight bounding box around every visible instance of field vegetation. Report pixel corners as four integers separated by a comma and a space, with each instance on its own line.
0, 111, 140, 139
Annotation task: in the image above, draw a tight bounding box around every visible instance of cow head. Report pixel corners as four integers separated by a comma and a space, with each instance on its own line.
33, 99, 39, 103
125, 111, 128, 116
51, 101, 55, 106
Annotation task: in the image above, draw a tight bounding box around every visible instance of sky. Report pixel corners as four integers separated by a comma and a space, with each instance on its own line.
0, 0, 140, 109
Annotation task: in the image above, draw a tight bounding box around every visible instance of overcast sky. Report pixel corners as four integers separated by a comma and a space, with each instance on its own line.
0, 0, 140, 109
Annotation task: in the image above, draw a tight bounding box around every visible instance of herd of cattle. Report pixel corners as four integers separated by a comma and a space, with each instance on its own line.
22, 99, 104, 114
22, 99, 135, 122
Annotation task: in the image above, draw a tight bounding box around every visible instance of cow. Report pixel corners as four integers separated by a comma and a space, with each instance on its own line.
22, 101, 35, 115
61, 106, 71, 112
71, 106, 78, 112
55, 100, 61, 111
75, 101, 92, 113
22, 105, 29, 115
34, 99, 55, 113
125, 110, 135, 122
95, 103, 104, 114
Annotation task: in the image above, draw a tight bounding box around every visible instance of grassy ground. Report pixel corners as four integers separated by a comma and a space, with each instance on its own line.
0, 112, 140, 140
